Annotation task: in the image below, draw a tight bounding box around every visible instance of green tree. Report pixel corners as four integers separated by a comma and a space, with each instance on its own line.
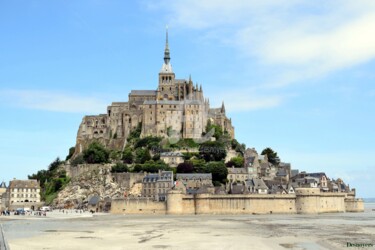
226, 156, 244, 168
177, 162, 194, 173
142, 160, 170, 173
261, 147, 280, 165
135, 136, 162, 149
190, 158, 207, 173
48, 157, 62, 172
71, 154, 84, 166
122, 147, 134, 164
135, 148, 151, 164
111, 163, 129, 173
83, 142, 109, 164
199, 141, 227, 162
205, 123, 223, 140
65, 147, 75, 161
127, 123, 142, 143
206, 161, 228, 185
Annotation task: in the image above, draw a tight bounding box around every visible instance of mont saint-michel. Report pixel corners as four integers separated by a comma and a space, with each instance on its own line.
73, 29, 234, 156
1, 29, 364, 219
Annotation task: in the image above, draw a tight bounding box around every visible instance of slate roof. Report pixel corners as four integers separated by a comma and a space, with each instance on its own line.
276, 168, 288, 177
0, 181, 6, 188
9, 179, 39, 189
291, 170, 299, 177
245, 156, 255, 165
176, 173, 212, 180
228, 167, 248, 174
130, 90, 157, 96
143, 171, 173, 182
208, 108, 222, 115
245, 178, 269, 190
160, 152, 183, 157
306, 172, 326, 178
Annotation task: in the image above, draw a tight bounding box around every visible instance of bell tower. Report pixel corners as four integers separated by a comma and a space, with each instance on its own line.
158, 26, 176, 100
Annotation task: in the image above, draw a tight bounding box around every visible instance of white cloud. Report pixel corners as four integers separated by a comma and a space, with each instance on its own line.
0, 89, 109, 114
209, 89, 287, 112
155, 0, 375, 87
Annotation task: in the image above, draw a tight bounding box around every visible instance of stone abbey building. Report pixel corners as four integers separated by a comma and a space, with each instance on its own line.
74, 30, 234, 154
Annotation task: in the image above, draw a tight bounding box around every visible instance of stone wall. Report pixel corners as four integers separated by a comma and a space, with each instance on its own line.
319, 192, 346, 213
111, 188, 364, 215
64, 164, 112, 180
345, 198, 364, 212
111, 197, 166, 214
111, 172, 145, 189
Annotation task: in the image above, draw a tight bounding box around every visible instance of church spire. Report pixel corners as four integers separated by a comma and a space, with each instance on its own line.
160, 26, 173, 73
164, 26, 170, 65
221, 101, 226, 113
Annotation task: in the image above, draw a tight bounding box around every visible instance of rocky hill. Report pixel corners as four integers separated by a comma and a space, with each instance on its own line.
53, 163, 144, 210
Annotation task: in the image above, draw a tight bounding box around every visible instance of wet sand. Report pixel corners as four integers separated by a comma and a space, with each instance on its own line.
1, 204, 374, 250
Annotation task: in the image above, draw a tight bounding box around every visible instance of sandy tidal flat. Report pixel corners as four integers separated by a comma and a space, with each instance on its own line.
1, 205, 375, 250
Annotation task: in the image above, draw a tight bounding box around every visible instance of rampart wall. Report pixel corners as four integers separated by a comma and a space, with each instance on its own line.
111, 198, 166, 214
111, 188, 364, 215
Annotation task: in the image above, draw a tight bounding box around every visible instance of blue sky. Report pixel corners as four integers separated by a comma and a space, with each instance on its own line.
1, 1, 374, 198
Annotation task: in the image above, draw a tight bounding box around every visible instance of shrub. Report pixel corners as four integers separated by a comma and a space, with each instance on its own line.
199, 141, 227, 162
122, 147, 134, 164
83, 142, 109, 164
111, 163, 129, 173
71, 154, 84, 166
226, 156, 244, 168
177, 162, 194, 173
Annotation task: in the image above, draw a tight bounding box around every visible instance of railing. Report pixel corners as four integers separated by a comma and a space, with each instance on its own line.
0, 224, 10, 250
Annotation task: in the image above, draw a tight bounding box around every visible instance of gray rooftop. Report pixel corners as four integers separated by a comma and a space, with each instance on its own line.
161, 152, 183, 157
228, 167, 248, 174
245, 178, 269, 190
130, 90, 157, 96
176, 173, 212, 180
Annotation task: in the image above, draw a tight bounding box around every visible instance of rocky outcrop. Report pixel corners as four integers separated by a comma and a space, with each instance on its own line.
53, 164, 144, 210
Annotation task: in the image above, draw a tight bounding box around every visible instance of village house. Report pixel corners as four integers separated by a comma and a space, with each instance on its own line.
245, 178, 269, 194
142, 170, 173, 201
227, 167, 250, 183
160, 152, 184, 167
0, 181, 7, 210
176, 173, 213, 189
4, 179, 42, 211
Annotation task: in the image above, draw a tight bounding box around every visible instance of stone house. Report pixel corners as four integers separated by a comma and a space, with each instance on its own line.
7, 179, 42, 210
160, 152, 184, 167
142, 170, 173, 201
290, 172, 329, 190
227, 167, 250, 183
245, 178, 269, 194
0, 181, 6, 210
176, 173, 213, 194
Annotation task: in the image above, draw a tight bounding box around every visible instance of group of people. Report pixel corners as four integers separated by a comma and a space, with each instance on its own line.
1, 210, 10, 216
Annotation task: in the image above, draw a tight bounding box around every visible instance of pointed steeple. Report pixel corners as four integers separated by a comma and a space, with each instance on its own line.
160, 26, 173, 73
200, 84, 202, 92
164, 26, 170, 64
221, 101, 226, 113
189, 74, 192, 84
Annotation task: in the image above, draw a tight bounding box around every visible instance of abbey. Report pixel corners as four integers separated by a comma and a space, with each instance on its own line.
74, 30, 234, 154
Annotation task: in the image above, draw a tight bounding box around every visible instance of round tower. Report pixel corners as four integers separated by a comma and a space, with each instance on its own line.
166, 190, 183, 215
295, 188, 320, 214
